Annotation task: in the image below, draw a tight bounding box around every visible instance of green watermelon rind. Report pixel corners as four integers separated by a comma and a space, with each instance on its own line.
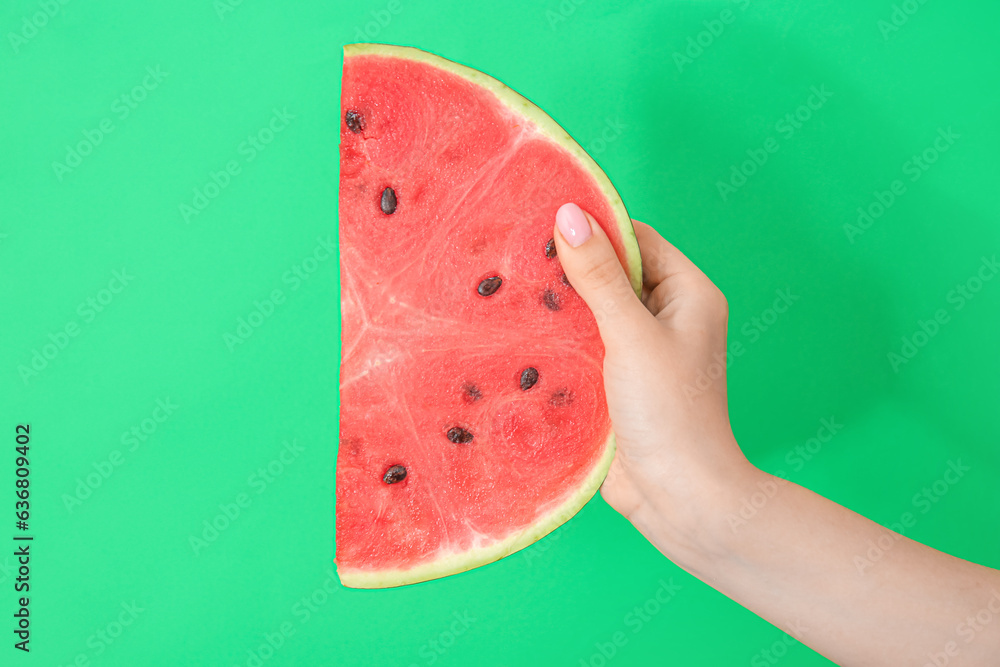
343, 43, 643, 297
338, 434, 616, 588
338, 44, 641, 588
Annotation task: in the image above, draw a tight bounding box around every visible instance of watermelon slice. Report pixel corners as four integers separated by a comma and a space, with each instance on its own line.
336, 43, 642, 588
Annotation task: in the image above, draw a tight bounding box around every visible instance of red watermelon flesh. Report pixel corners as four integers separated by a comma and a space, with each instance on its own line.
336, 44, 641, 588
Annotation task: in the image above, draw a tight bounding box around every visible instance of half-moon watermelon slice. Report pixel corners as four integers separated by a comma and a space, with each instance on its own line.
336, 43, 642, 588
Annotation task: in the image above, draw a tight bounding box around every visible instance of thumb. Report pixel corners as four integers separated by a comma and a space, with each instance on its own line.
553, 202, 649, 342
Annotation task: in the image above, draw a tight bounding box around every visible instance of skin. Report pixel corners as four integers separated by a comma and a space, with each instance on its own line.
552, 204, 1000, 666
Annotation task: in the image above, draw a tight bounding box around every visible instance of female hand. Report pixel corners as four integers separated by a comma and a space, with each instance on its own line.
552, 201, 1000, 666
552, 202, 754, 553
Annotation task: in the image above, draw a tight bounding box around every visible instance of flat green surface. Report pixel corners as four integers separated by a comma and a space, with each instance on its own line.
1, 1, 998, 665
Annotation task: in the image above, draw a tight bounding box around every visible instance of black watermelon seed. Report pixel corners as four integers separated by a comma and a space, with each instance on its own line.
545, 238, 557, 259
383, 465, 407, 484
447, 427, 474, 444
550, 390, 574, 407
463, 383, 483, 403
345, 110, 365, 133
520, 367, 539, 390
381, 187, 397, 215
542, 289, 561, 311
561, 273, 573, 288
477, 276, 502, 297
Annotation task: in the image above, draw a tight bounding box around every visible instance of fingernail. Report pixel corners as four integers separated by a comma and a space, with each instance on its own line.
556, 202, 592, 248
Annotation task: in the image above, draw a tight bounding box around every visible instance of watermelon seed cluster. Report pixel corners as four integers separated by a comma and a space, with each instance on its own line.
546, 238, 571, 295
380, 365, 566, 483
369, 161, 575, 483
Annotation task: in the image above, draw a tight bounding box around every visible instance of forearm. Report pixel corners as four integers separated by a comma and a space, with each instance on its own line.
628, 452, 1000, 666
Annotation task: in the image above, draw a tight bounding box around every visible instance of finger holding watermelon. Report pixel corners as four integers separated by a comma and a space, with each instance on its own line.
553, 203, 1000, 667
552, 202, 750, 531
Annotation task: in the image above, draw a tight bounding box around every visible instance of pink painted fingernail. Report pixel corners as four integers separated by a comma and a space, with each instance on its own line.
556, 203, 592, 248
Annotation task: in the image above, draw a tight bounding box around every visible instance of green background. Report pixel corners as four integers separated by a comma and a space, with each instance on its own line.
2, 0, 998, 665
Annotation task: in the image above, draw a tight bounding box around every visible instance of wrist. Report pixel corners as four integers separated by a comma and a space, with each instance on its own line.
624, 448, 765, 571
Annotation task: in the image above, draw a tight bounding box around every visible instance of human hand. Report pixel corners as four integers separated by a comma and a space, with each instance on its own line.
554, 202, 1000, 665
552, 202, 756, 552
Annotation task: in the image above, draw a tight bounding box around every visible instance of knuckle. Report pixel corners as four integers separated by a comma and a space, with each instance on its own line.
691, 280, 728, 319
707, 287, 728, 320
710, 286, 728, 314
